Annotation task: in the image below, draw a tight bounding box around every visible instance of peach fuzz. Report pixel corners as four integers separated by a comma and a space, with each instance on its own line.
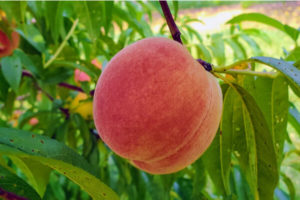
93, 37, 223, 174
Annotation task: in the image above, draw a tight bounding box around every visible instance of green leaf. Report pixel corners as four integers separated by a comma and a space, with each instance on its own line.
0, 127, 119, 200
103, 1, 114, 34
230, 84, 278, 200
52, 60, 98, 80
244, 75, 289, 166
220, 88, 237, 195
286, 47, 300, 62
232, 166, 253, 200
184, 24, 203, 43
240, 34, 262, 56
196, 43, 212, 63
2, 90, 16, 116
202, 131, 227, 196
17, 24, 46, 53
227, 13, 299, 41
242, 28, 272, 44
281, 173, 295, 200
0, 164, 41, 200
0, 1, 27, 25
1, 54, 22, 92
9, 157, 51, 197
0, 69, 9, 101
45, 1, 65, 44
242, 98, 258, 199
73, 1, 103, 40
42, 67, 73, 85
289, 107, 300, 135
172, 0, 178, 20
209, 33, 225, 66
271, 77, 289, 165
250, 57, 300, 92
70, 114, 92, 157
225, 39, 246, 60
113, 5, 145, 37
191, 159, 206, 199
14, 49, 42, 77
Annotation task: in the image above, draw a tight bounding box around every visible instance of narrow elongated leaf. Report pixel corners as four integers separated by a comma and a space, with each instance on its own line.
9, 157, 51, 197
103, 1, 114, 34
227, 13, 299, 41
113, 6, 145, 37
191, 159, 206, 199
0, 127, 119, 200
240, 34, 262, 56
0, 70, 9, 101
70, 114, 92, 157
289, 107, 300, 135
74, 1, 103, 40
271, 77, 289, 164
231, 84, 278, 200
52, 60, 97, 79
0, 164, 41, 200
17, 24, 46, 52
172, 0, 178, 20
196, 43, 212, 62
14, 49, 42, 77
286, 47, 300, 61
225, 39, 245, 60
250, 56, 300, 91
1, 54, 22, 92
45, 1, 59, 43
244, 76, 289, 165
220, 88, 235, 194
242, 106, 258, 199
242, 28, 272, 44
184, 24, 203, 43
209, 33, 225, 66
0, 1, 27, 25
281, 173, 296, 200
202, 131, 227, 196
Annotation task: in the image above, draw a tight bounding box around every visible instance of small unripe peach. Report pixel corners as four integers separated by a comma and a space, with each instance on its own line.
29, 117, 39, 126
93, 37, 223, 174
91, 58, 102, 69
74, 69, 91, 83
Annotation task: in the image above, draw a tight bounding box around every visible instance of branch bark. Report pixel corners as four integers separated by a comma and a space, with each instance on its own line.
159, 0, 182, 44
0, 188, 28, 200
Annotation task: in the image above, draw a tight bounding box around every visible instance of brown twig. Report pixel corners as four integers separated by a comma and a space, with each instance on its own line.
159, 1, 213, 71
0, 188, 28, 200
159, 0, 182, 44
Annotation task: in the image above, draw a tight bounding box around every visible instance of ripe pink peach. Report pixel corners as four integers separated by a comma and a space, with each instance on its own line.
93, 37, 223, 174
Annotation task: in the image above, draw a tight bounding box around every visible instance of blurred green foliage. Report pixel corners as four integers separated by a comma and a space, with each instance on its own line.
0, 1, 299, 200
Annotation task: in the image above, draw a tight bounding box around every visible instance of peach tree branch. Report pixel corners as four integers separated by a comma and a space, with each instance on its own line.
0, 188, 28, 200
44, 19, 79, 68
159, 0, 182, 44
159, 0, 212, 71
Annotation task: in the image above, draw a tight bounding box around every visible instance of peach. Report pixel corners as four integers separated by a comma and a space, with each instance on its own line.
93, 37, 223, 174
91, 58, 102, 69
74, 69, 91, 83
29, 117, 39, 126
0, 30, 19, 58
